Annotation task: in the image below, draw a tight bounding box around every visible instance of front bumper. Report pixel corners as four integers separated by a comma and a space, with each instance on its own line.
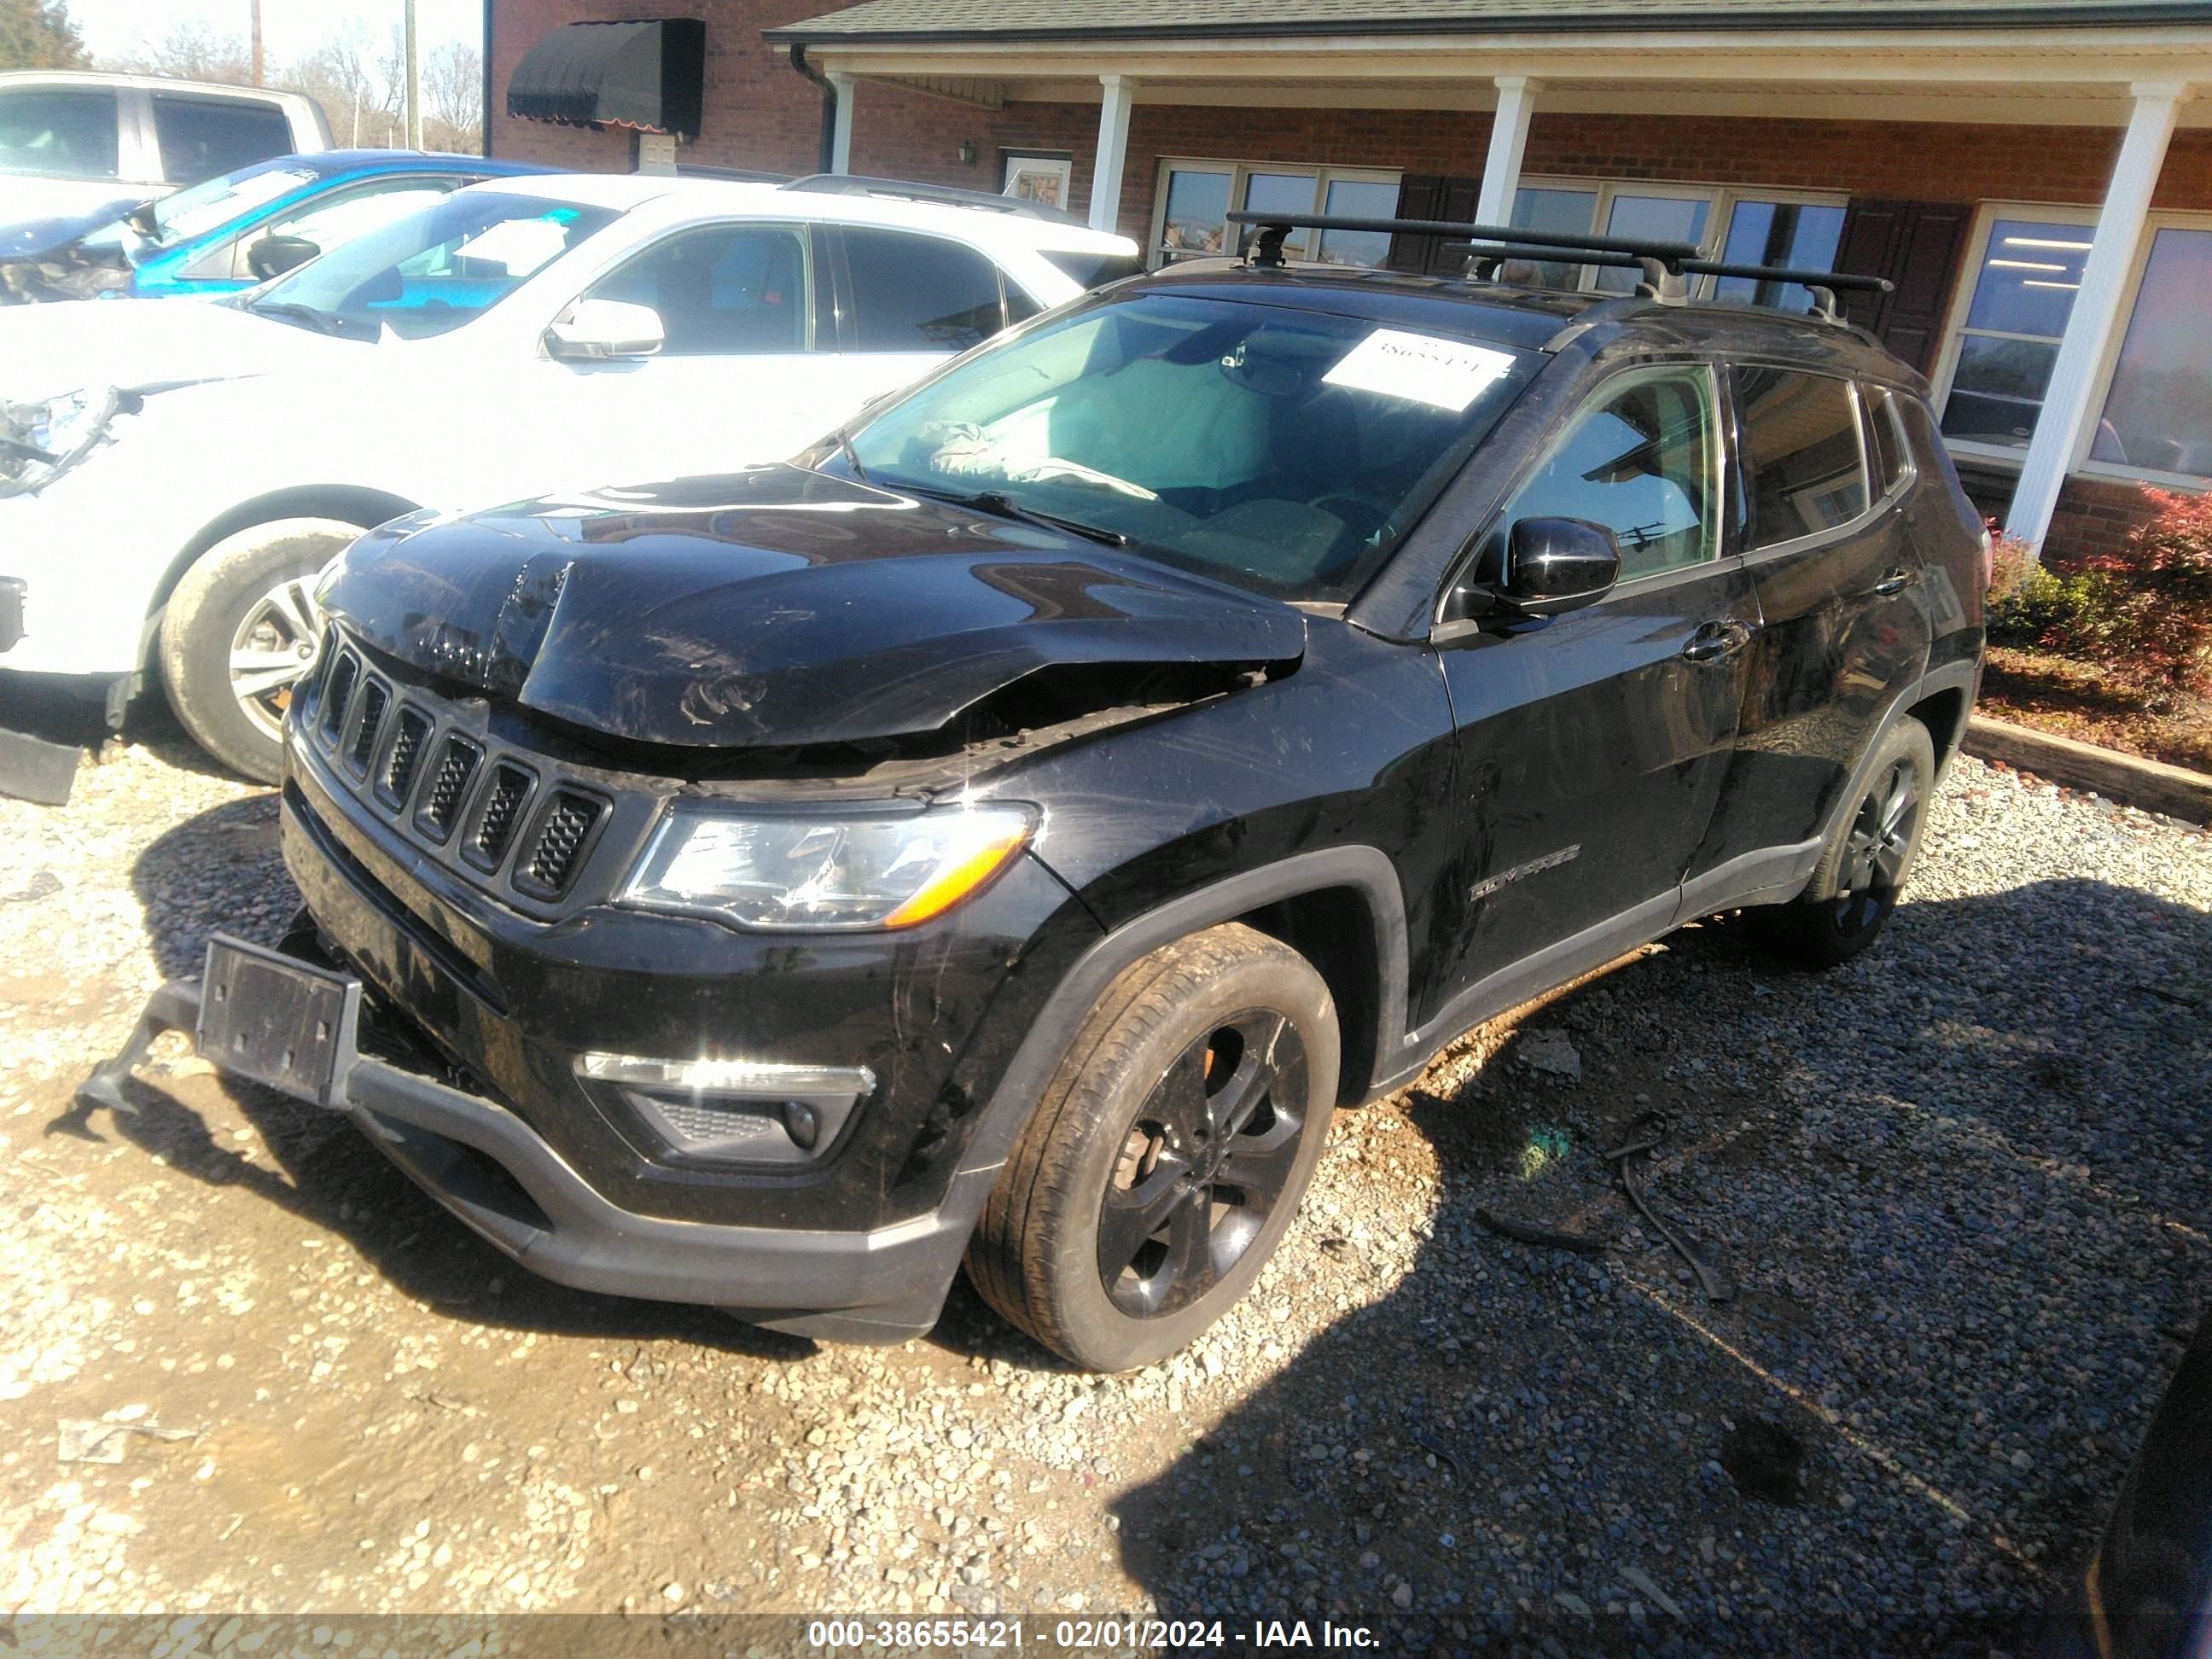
79, 958, 985, 1342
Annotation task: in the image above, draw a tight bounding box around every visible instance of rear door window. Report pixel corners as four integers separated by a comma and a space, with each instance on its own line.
586, 223, 812, 356
152, 95, 292, 185
842, 227, 1006, 352
0, 86, 119, 178
1736, 368, 1871, 549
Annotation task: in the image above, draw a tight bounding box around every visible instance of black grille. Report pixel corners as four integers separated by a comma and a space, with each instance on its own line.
375, 707, 432, 810
345, 679, 390, 777
413, 736, 480, 844
515, 792, 604, 899
319, 651, 358, 742
466, 763, 534, 871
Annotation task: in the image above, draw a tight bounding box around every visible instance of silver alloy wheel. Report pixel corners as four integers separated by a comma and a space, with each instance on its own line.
226, 574, 323, 742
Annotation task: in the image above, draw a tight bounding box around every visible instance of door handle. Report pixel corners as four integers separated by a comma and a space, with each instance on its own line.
1681, 619, 1754, 665
1871, 566, 1920, 597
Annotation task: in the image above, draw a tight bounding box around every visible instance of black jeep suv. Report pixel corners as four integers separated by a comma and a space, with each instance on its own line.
97, 214, 1987, 1371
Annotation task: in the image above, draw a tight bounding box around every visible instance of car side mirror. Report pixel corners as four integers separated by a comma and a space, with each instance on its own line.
1493, 517, 1622, 617
546, 299, 667, 362
246, 235, 320, 281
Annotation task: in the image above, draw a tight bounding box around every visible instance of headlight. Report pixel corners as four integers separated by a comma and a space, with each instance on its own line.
620, 802, 1035, 931
0, 386, 119, 498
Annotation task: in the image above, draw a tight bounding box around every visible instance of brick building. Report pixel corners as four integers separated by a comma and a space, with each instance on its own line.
483, 0, 2212, 560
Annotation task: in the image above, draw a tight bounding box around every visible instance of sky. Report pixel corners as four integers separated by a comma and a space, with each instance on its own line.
69, 0, 482, 65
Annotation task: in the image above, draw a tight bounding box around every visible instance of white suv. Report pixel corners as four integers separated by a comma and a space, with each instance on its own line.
0, 173, 1140, 783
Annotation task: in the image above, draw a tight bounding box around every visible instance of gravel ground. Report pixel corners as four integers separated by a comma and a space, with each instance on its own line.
1, 731, 2206, 1656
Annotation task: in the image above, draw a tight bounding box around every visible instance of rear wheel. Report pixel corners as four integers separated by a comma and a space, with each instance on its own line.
966, 923, 1339, 1371
159, 518, 358, 783
1755, 717, 1936, 969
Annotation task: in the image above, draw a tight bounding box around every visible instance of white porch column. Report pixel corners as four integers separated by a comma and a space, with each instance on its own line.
2006, 81, 2191, 552
1474, 75, 1541, 226
826, 70, 856, 174
1089, 73, 1138, 235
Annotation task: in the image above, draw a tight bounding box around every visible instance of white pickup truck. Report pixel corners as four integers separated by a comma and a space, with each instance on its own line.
0, 70, 332, 224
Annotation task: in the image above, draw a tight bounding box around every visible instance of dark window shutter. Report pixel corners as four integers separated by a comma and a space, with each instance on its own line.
1835, 200, 1972, 376
1387, 175, 1444, 272
1388, 174, 1492, 276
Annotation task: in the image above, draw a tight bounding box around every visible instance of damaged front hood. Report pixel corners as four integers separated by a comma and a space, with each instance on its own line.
322, 466, 1309, 751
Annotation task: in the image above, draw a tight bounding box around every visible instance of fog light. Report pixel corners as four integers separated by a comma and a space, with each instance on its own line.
575, 1052, 876, 1167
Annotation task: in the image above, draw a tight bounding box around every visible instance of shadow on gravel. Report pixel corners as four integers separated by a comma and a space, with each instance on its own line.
1109, 879, 2211, 1656
49, 792, 815, 1363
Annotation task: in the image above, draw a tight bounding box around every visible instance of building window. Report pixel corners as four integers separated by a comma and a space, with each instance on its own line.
1935, 206, 2212, 486
1152, 160, 1400, 267
2089, 226, 2212, 481
1936, 212, 2094, 452
1506, 178, 1845, 311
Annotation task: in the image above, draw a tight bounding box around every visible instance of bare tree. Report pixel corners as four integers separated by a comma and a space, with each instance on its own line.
422, 41, 482, 154
289, 23, 383, 148
110, 18, 253, 84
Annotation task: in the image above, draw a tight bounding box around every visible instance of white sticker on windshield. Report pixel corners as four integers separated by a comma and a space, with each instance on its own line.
1322, 329, 1516, 412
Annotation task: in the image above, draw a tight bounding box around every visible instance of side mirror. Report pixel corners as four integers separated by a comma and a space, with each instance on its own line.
1493, 516, 1622, 617
546, 299, 666, 362
246, 235, 320, 280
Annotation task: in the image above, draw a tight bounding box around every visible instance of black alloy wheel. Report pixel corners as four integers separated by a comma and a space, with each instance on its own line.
1097, 1010, 1312, 1319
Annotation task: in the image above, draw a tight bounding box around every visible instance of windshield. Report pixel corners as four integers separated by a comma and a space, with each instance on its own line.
841, 292, 1539, 604
154, 161, 315, 247
246, 190, 620, 341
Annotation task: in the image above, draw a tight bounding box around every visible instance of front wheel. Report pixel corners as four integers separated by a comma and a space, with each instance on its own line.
966, 923, 1340, 1371
158, 518, 360, 783
1754, 716, 1936, 970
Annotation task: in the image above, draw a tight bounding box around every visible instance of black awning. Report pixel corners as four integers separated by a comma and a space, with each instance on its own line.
506, 18, 706, 138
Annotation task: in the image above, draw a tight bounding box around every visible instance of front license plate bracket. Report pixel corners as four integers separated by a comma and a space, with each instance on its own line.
195, 934, 362, 1109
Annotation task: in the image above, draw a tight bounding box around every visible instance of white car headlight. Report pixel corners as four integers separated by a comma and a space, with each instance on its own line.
0, 387, 119, 498
620, 802, 1035, 932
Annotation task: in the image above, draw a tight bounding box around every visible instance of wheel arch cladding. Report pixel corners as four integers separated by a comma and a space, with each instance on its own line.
962, 846, 1411, 1190
151, 486, 422, 617
1231, 883, 1387, 1109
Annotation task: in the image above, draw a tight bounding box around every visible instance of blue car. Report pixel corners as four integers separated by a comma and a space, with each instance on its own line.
0, 149, 550, 304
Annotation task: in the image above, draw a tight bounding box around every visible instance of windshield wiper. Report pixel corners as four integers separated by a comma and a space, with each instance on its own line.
249, 300, 343, 336
906, 483, 1127, 548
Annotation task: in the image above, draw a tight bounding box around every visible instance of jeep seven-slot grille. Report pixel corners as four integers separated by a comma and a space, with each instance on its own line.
345, 680, 389, 776
469, 765, 533, 869
516, 793, 603, 899
375, 707, 431, 810
306, 636, 614, 908
319, 650, 358, 743
413, 737, 480, 843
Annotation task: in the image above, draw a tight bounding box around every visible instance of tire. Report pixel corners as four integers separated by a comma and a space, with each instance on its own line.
1754, 717, 1936, 971
966, 923, 1340, 1371
158, 518, 359, 783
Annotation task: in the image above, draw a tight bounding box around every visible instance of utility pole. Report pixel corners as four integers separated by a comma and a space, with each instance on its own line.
249, 0, 264, 86
404, 0, 423, 150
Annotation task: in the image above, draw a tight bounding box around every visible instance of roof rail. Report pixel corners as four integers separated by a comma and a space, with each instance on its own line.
781, 172, 1087, 229
1224, 210, 1894, 323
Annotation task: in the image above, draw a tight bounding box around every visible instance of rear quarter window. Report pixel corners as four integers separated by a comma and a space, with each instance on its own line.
153, 95, 293, 185
1736, 367, 1871, 549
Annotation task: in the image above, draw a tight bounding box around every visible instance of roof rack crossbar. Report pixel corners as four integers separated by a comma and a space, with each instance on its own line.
1681, 260, 1893, 322
1226, 209, 1704, 274
781, 172, 1086, 228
